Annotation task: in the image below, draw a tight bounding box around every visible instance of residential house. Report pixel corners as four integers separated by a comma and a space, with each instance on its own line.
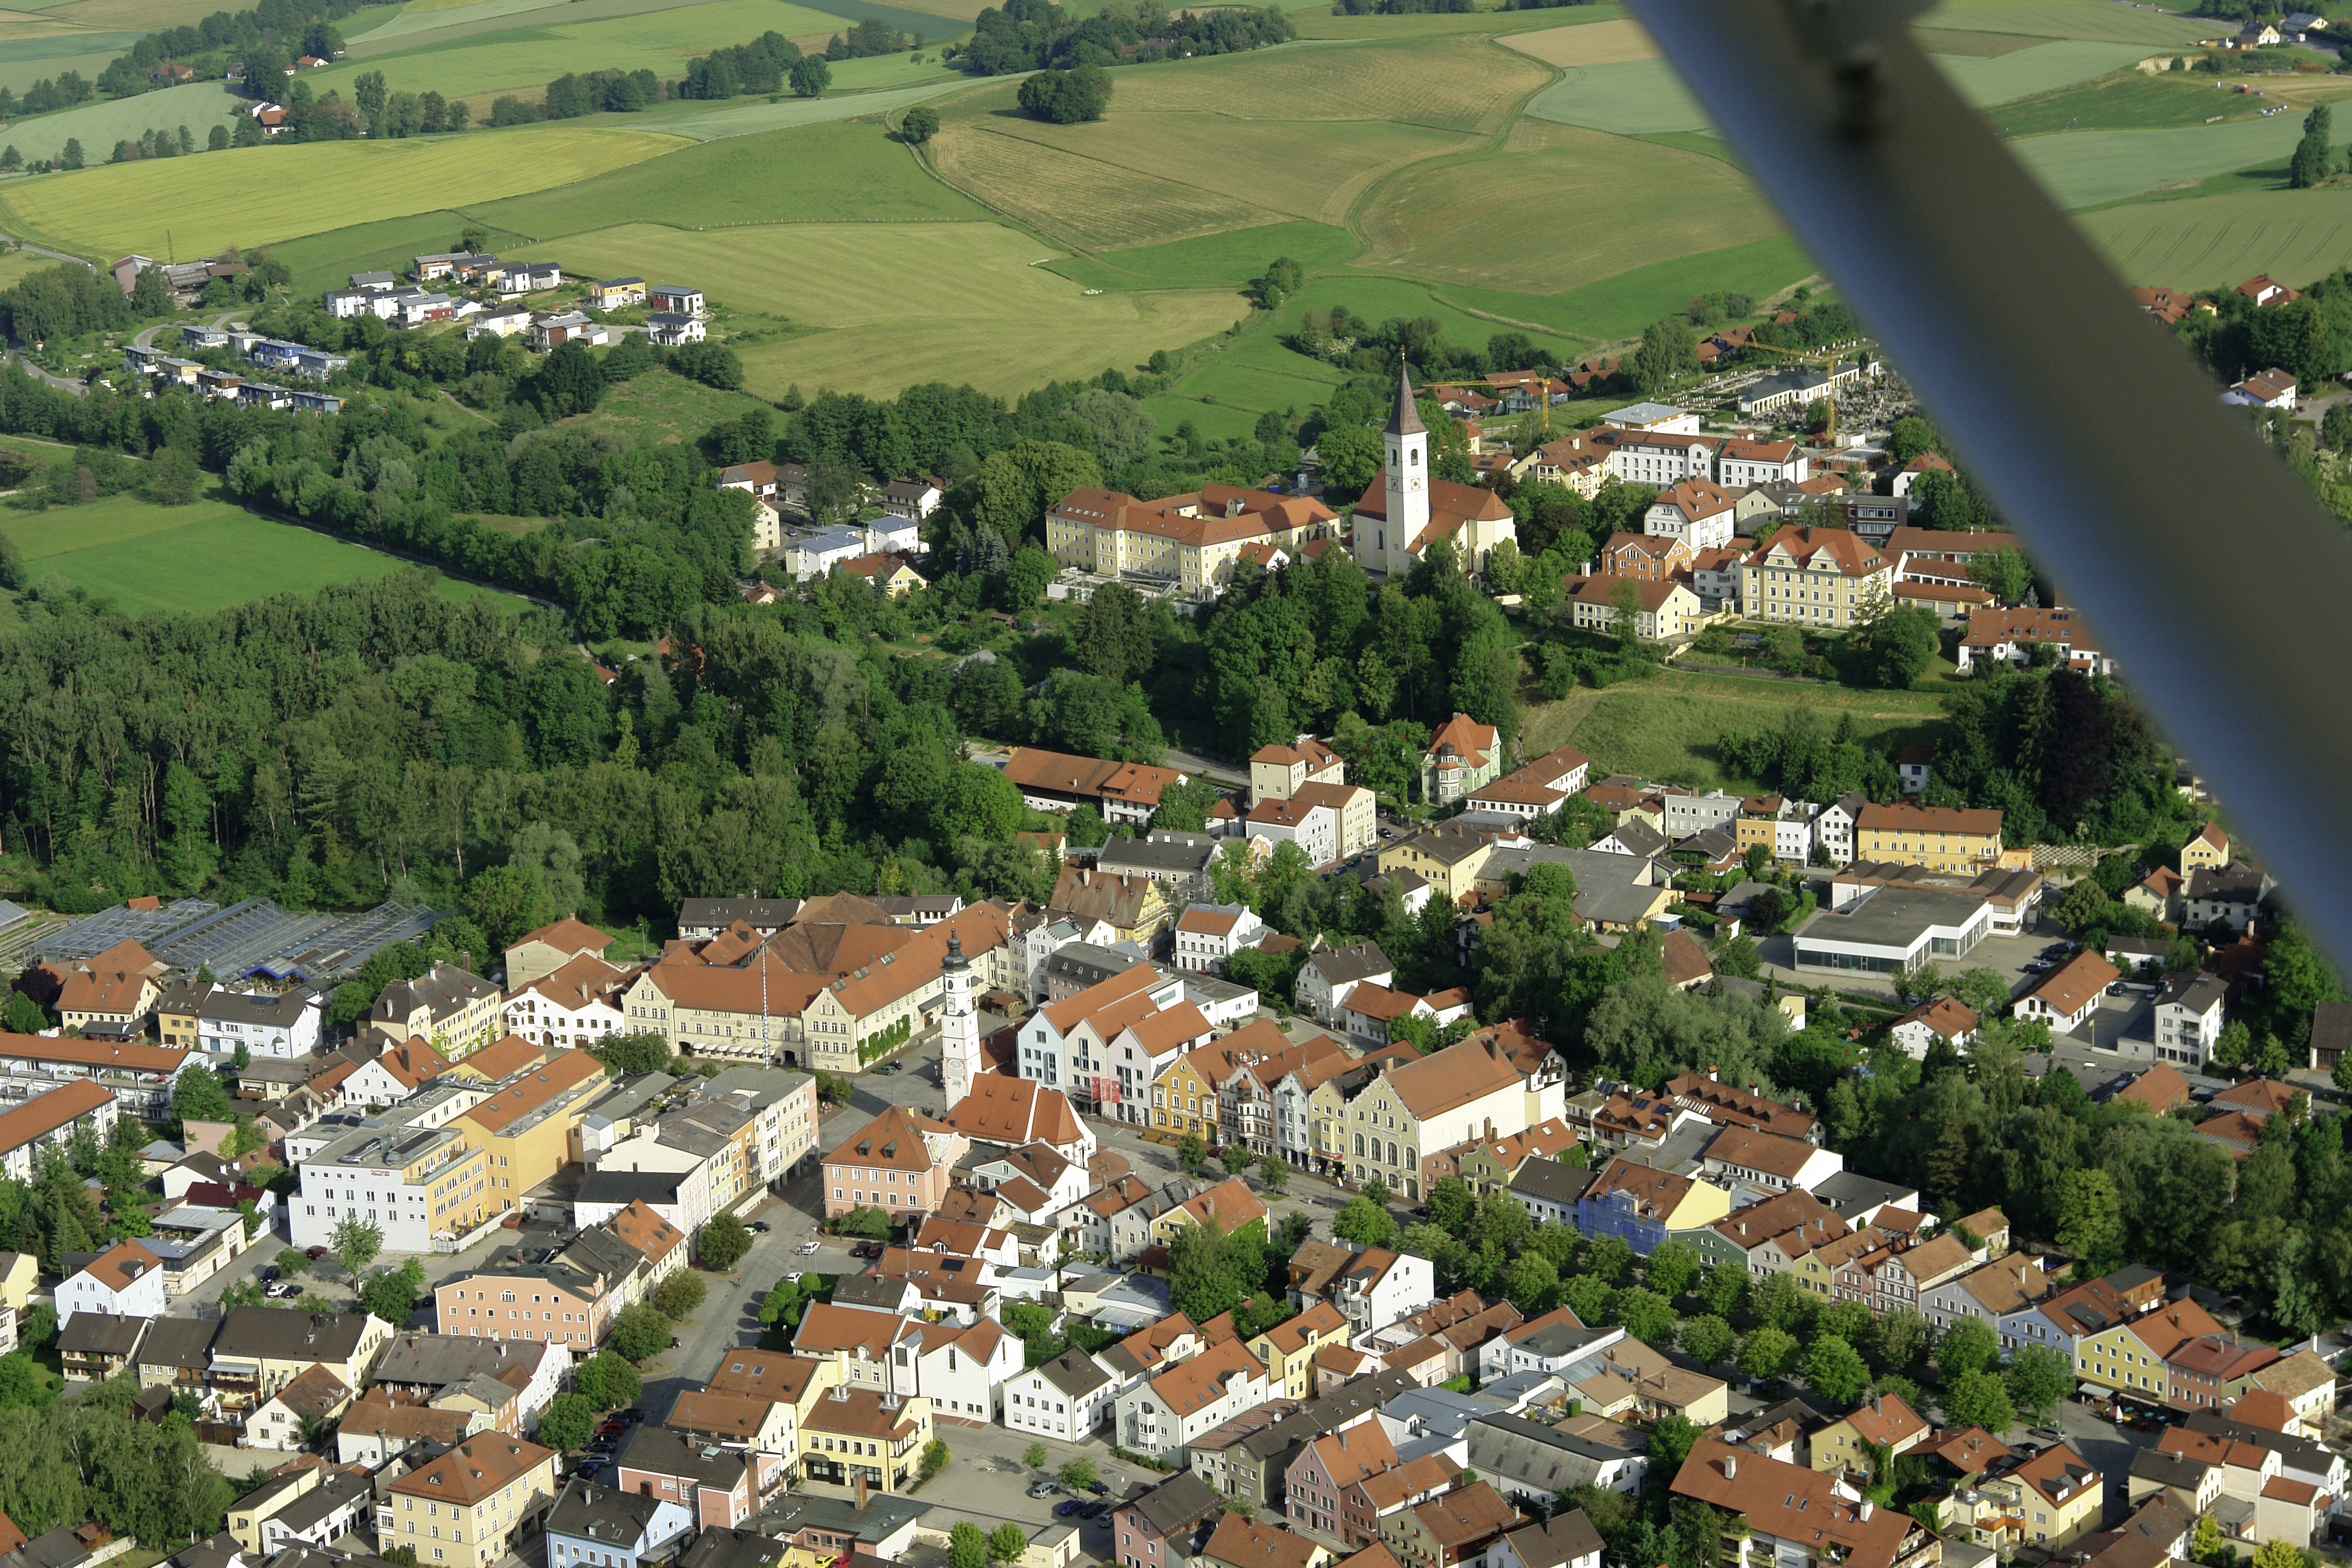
1380, 1480, 1521, 1568
1004, 1348, 1114, 1442
1298, 943, 1394, 1027
1463, 746, 1592, 821
244, 1363, 352, 1451
1048, 483, 1345, 598
2184, 863, 2274, 935
1953, 1443, 2104, 1551
1560, 574, 1707, 642
1175, 906, 1266, 974
380, 1436, 560, 1568
1809, 1393, 1929, 1482
1114, 1335, 1271, 1460
613, 1426, 756, 1528
2151, 973, 2228, 1068
1113, 1472, 1224, 1568
822, 1106, 965, 1221
56, 1238, 166, 1324
1204, 1512, 1329, 1568
1346, 1033, 1567, 1201
365, 964, 501, 1055
1852, 800, 2004, 874
1575, 1158, 1732, 1256
1740, 526, 1892, 629
797, 1387, 935, 1494
1673, 1440, 1937, 1568
1699, 1126, 1844, 1196
194, 987, 325, 1059
53, 938, 163, 1037
1892, 997, 1978, 1059
504, 918, 612, 990
1644, 480, 1736, 552
1958, 607, 2112, 676
543, 1478, 694, 1568
1003, 746, 1191, 828
1420, 714, 1501, 804
2016, 951, 2121, 1035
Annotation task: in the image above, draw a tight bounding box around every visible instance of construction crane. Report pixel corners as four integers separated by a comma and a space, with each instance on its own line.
1743, 338, 1845, 444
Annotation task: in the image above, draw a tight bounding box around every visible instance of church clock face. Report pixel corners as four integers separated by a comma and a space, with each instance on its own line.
1410, 477, 1423, 491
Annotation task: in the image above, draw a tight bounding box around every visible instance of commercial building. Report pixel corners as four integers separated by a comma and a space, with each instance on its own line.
1790, 887, 1993, 975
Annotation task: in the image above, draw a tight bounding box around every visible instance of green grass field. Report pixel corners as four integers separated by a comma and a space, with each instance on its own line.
1919, 0, 2210, 47
0, 490, 518, 614
514, 218, 1248, 394
1520, 670, 1950, 790
0, 246, 67, 290
0, 122, 685, 257
1353, 118, 1779, 296
1523, 56, 1708, 135
1106, 35, 1544, 133
301, 0, 863, 102
559, 363, 774, 444
648, 77, 975, 141
2012, 112, 2305, 209
2078, 183, 2352, 288
1048, 220, 1359, 292
1446, 232, 1818, 344
466, 118, 984, 238
1932, 39, 2163, 105
0, 78, 244, 165
264, 211, 535, 296
1985, 65, 2266, 136
1292, 4, 1624, 41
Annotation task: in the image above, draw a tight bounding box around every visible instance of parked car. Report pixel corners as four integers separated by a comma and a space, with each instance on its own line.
853, 1242, 883, 1259
258, 1266, 277, 1282
797, 1238, 819, 1255
1027, 1483, 1060, 1500
618, 1409, 645, 1422
750, 1221, 771, 1233
266, 1282, 301, 1299
305, 1246, 327, 1259
575, 1462, 606, 1479
1088, 1481, 1110, 1496
2024, 960, 2053, 973
1079, 1502, 1109, 1518
1056, 1501, 1086, 1518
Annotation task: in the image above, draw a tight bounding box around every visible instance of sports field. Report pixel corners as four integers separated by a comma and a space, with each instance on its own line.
1919, 0, 2209, 47
2011, 113, 2306, 209
512, 219, 1247, 394
0, 123, 684, 257
0, 78, 243, 165
1354, 119, 1779, 295
2079, 185, 2352, 289
0, 492, 515, 615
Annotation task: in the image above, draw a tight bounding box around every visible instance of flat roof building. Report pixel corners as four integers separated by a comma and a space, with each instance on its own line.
1789, 887, 1992, 975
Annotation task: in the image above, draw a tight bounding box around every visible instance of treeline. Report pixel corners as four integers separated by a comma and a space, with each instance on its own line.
1289, 305, 1553, 382
1330, 0, 1471, 16
93, 0, 364, 101
0, 263, 136, 347
1016, 64, 1108, 122
351, 71, 468, 136
959, 0, 1293, 76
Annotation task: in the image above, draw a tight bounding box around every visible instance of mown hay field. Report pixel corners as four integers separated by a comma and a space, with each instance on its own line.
2079, 185, 2352, 289
513, 219, 1247, 396
926, 117, 1276, 249
979, 110, 1474, 230
1523, 57, 1708, 136
469, 119, 985, 237
1500, 17, 1654, 68
0, 493, 514, 613
0, 123, 685, 256
0, 41, 128, 92
1932, 38, 2161, 105
0, 77, 244, 164
1107, 36, 1545, 134
2011, 113, 2304, 209
1921, 0, 2211, 45
301, 0, 855, 100
650, 75, 970, 140
1985, 65, 2268, 135
1353, 119, 1780, 295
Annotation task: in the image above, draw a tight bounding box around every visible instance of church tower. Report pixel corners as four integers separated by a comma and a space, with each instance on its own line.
1382, 358, 1429, 577
940, 931, 979, 1111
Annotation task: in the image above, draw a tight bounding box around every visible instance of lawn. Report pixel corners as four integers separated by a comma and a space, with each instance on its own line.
0, 490, 521, 613
2077, 183, 2352, 288
512, 219, 1249, 395
0, 78, 245, 166
468, 117, 987, 237
299, 0, 867, 102
0, 245, 67, 290
1523, 57, 1710, 136
0, 122, 685, 257
1918, 0, 2210, 47
1047, 220, 1359, 291
1518, 668, 1951, 790
1981, 65, 2269, 136
1351, 118, 1782, 296
2010, 113, 2306, 209
1932, 39, 2166, 107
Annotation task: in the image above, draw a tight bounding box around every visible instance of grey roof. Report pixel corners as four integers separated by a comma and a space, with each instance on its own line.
1395, 825, 1488, 867
1811, 1171, 1918, 1221
1379, 1387, 1491, 1442
212, 1306, 376, 1364
0, 901, 27, 931
1673, 829, 1737, 860
620, 1425, 747, 1487
831, 1275, 915, 1312
1603, 820, 1665, 858
268, 1470, 371, 1535
2156, 972, 2227, 1013
370, 962, 495, 1024
2130, 1448, 2209, 1491
2181, 1408, 2339, 1475
1302, 942, 1391, 988
1232, 1370, 1419, 1465
1033, 1348, 1112, 1402
678, 898, 802, 930
584, 1072, 678, 1128
7, 1526, 95, 1568
576, 1169, 687, 1206
1512, 1318, 1606, 1361
59, 1313, 148, 1356
1509, 1159, 1596, 1209
1501, 1512, 1606, 1568
1122, 1471, 1223, 1538
1098, 835, 1220, 878
1470, 1413, 1636, 1492
368, 1331, 544, 1390
1794, 887, 1987, 949
1580, 881, 1670, 928
545, 1477, 676, 1549
1045, 941, 1152, 991
136, 1315, 220, 1370
198, 987, 322, 1027
756, 1489, 931, 1543
676, 1529, 785, 1568
2184, 863, 2268, 906
1387, 361, 1425, 438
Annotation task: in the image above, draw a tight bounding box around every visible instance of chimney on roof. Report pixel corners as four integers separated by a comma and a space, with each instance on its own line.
1723, 1456, 1736, 1479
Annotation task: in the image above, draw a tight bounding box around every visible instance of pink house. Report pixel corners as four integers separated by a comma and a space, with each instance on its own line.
822, 1105, 967, 1220
614, 1425, 755, 1527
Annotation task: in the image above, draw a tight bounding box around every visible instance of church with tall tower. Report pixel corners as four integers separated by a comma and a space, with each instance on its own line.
1348, 360, 1518, 579
939, 930, 980, 1111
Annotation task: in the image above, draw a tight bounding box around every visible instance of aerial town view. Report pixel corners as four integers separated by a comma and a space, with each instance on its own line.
0, 4, 2341, 1568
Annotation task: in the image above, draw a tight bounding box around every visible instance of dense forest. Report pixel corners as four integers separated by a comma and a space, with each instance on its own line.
957, 0, 1294, 75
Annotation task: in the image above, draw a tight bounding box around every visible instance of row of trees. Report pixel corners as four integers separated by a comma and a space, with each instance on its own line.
959, 0, 1293, 76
